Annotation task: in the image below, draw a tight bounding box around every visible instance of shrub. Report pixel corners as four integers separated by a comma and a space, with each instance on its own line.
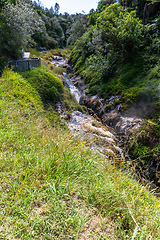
1, 68, 42, 109
22, 67, 64, 102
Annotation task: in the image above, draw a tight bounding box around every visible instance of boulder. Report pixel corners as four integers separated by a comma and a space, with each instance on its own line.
102, 110, 121, 128
115, 117, 143, 134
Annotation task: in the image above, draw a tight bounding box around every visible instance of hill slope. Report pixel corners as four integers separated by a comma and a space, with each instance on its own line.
0, 68, 160, 239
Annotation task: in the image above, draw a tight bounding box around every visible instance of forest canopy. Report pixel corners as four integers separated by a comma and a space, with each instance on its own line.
0, 0, 160, 73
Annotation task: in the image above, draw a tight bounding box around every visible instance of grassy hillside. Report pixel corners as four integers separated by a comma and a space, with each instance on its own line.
0, 68, 160, 239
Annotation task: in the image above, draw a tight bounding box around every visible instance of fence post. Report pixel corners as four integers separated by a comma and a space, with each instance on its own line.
28, 60, 30, 71
39, 58, 41, 67
15, 61, 18, 72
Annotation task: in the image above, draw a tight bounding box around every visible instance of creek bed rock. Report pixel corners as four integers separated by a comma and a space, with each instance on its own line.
61, 110, 124, 160
54, 55, 160, 188
54, 55, 144, 139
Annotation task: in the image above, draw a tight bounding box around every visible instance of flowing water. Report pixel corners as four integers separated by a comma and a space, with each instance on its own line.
52, 56, 160, 188
51, 57, 123, 160
63, 73, 81, 103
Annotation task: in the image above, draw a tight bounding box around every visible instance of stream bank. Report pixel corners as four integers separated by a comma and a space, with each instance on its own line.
51, 56, 160, 188
52, 57, 143, 137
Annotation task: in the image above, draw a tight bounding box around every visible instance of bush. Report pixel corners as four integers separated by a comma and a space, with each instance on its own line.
22, 67, 64, 102
1, 69, 42, 109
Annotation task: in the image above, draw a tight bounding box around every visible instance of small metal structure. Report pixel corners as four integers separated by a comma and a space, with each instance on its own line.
10, 58, 41, 72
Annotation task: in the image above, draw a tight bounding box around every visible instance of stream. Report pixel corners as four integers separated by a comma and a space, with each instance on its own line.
51, 57, 132, 163
51, 56, 160, 188
57, 73, 123, 161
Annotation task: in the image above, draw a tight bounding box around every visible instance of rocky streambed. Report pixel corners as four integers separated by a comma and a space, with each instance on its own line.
52, 56, 143, 136
51, 56, 160, 188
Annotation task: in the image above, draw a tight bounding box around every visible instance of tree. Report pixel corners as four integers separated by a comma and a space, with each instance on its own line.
0, 0, 16, 10
67, 14, 88, 45
50, 6, 54, 14
97, 0, 115, 12
54, 2, 60, 15
88, 8, 98, 26
97, 3, 143, 53
0, 0, 45, 61
45, 16, 64, 47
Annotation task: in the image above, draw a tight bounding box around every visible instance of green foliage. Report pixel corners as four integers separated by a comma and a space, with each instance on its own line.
67, 15, 87, 46
97, 3, 143, 53
50, 65, 67, 75
22, 67, 64, 102
29, 48, 42, 58
0, 0, 16, 10
129, 118, 160, 185
96, 0, 116, 13
88, 8, 98, 26
69, 26, 95, 68
42, 49, 68, 60
82, 54, 106, 84
44, 104, 66, 128
132, 119, 160, 151
1, 69, 42, 109
0, 68, 160, 239
45, 16, 64, 46
1, 0, 45, 53
0, 15, 23, 71
87, 85, 102, 95
139, 65, 160, 115
54, 2, 60, 16
105, 104, 111, 111
82, 52, 118, 85
69, 4, 145, 102
74, 56, 84, 74
132, 142, 151, 159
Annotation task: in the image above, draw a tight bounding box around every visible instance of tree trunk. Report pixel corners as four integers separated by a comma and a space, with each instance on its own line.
143, 3, 148, 25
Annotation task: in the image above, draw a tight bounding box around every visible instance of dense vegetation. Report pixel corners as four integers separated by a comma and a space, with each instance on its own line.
69, 2, 160, 102
0, 0, 160, 238
68, 1, 160, 184
0, 0, 87, 73
0, 67, 160, 239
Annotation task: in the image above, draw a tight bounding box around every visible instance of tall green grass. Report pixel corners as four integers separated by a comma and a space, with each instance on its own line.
21, 67, 64, 102
0, 69, 160, 239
